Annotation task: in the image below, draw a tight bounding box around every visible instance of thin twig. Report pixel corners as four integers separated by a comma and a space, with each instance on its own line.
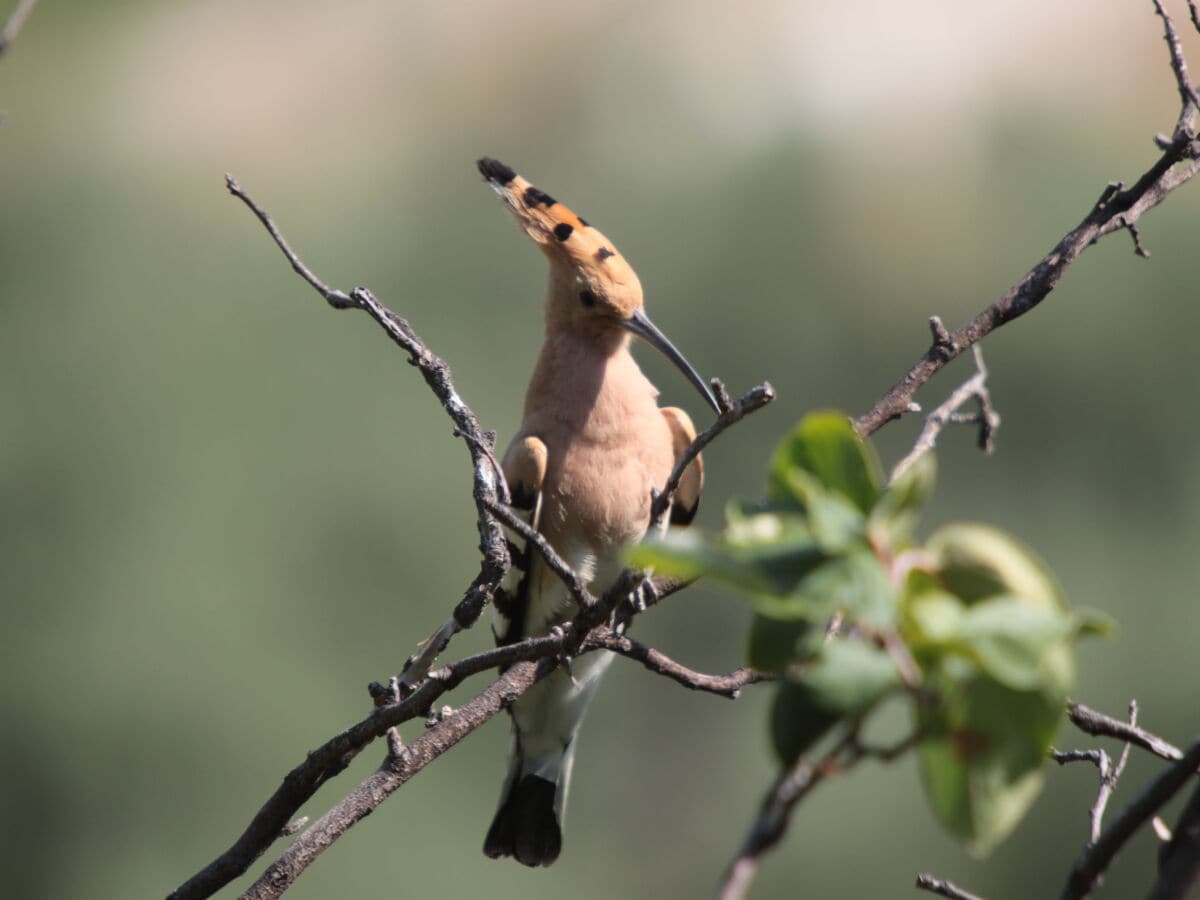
225, 176, 350, 304
234, 575, 760, 899
590, 631, 771, 698
238, 657, 556, 900
1060, 739, 1200, 900
889, 345, 998, 484
168, 626, 576, 900
649, 382, 776, 528
1119, 216, 1152, 258
915, 873, 986, 900
225, 175, 510, 635
454, 427, 510, 505
482, 496, 593, 608
1067, 701, 1183, 762
714, 727, 914, 900
1152, 0, 1200, 120
1053, 701, 1139, 845
190, 312, 763, 900
1147, 777, 1200, 900
710, 376, 734, 414
279, 818, 308, 838
174, 181, 556, 900
0, 0, 37, 59
854, 13, 1200, 438
714, 747, 842, 900
1053, 749, 1108, 766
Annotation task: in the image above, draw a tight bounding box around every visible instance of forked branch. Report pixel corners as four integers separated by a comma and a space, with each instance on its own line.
168, 181, 774, 900
1061, 740, 1200, 900
721, 5, 1200, 897
715, 728, 917, 900
855, 2, 1200, 438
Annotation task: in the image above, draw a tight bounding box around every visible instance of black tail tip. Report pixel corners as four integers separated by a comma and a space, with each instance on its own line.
477, 157, 517, 186
483, 775, 562, 867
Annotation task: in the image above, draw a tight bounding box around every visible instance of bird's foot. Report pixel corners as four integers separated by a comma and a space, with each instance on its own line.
545, 624, 580, 686
628, 577, 659, 613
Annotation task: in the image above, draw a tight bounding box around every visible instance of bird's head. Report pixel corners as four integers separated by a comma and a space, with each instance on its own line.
478, 157, 718, 414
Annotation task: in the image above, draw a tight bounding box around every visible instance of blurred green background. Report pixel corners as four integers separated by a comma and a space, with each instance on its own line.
1, 1, 1197, 897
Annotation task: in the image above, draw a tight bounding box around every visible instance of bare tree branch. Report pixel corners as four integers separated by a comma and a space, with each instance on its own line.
649, 381, 776, 529
589, 631, 770, 699
915, 872, 986, 900
482, 496, 593, 608
715, 748, 840, 900
0, 0, 37, 59
1147, 777, 1200, 900
1067, 700, 1184, 762
715, 727, 916, 900
235, 564, 766, 900
1052, 701, 1139, 845
164, 180, 782, 900
713, 10, 1200, 891
854, 4, 1200, 438
196, 3, 1200, 892
1060, 739, 1200, 900
251, 625, 762, 900
888, 344, 998, 485
1153, 0, 1200, 119
238, 657, 554, 900
225, 175, 509, 642
167, 628, 565, 900
170, 575, 759, 900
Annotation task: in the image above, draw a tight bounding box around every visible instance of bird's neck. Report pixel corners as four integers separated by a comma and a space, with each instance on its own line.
522, 323, 658, 436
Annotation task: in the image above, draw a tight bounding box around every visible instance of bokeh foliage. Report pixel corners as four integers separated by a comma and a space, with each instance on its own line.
1, 2, 1197, 898
633, 413, 1110, 854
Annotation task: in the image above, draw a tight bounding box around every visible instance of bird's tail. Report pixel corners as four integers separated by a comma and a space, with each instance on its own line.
482, 733, 575, 867
481, 592, 614, 867
482, 774, 561, 867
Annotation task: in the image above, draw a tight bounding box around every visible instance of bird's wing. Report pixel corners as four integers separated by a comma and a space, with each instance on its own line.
660, 407, 703, 526
493, 435, 548, 645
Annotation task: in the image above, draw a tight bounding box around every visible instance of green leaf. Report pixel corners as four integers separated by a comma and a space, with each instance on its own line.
773, 469, 866, 552
912, 564, 1076, 854
768, 412, 883, 514
628, 519, 825, 597
952, 597, 1074, 690
747, 613, 821, 673
917, 666, 1069, 854
723, 511, 814, 550
912, 525, 1077, 852
927, 523, 1063, 610
626, 529, 710, 581
868, 452, 937, 550
771, 639, 903, 764
797, 638, 904, 710
904, 589, 966, 647
1073, 607, 1117, 640
771, 681, 843, 766
751, 547, 896, 626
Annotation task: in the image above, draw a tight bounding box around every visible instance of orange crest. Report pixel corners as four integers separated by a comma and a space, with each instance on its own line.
477, 157, 644, 322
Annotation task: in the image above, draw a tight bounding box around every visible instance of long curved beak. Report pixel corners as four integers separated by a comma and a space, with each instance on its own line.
623, 308, 720, 414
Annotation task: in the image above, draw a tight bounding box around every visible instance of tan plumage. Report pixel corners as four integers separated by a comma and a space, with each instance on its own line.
661, 405, 703, 524
477, 157, 714, 867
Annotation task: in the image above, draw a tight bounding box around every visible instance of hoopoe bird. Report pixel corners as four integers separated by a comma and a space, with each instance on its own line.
477, 157, 718, 867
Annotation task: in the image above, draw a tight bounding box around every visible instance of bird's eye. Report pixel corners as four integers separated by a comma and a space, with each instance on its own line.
579, 289, 596, 308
